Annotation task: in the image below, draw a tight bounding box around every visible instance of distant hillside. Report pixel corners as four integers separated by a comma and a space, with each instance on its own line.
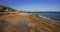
0, 5, 16, 12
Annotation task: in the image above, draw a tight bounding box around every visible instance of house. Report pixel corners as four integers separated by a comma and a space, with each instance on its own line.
4, 9, 9, 14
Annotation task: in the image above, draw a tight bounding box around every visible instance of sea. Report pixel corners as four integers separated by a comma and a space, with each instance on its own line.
28, 12, 60, 21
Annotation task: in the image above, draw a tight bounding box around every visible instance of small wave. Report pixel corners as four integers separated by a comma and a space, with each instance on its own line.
38, 15, 60, 22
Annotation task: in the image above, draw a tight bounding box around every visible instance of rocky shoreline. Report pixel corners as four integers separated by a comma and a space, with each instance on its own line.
0, 13, 60, 32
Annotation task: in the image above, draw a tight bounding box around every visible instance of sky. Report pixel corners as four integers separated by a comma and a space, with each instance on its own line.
0, 0, 60, 12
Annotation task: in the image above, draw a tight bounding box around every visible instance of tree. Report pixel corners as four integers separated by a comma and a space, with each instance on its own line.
0, 6, 6, 12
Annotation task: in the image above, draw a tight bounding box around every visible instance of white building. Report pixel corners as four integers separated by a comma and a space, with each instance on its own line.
4, 9, 9, 12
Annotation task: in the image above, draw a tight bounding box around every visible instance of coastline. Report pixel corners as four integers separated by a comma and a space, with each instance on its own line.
38, 15, 60, 22
0, 12, 60, 32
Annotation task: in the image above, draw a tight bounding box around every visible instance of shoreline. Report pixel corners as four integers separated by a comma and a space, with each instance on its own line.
38, 15, 60, 22
0, 12, 60, 32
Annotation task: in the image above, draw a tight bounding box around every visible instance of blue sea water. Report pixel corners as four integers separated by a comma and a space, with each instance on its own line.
29, 12, 60, 21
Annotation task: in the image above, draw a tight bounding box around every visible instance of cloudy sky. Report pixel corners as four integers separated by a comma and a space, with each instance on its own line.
0, 0, 60, 12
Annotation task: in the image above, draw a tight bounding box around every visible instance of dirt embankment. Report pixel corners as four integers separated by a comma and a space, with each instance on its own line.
0, 13, 60, 32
